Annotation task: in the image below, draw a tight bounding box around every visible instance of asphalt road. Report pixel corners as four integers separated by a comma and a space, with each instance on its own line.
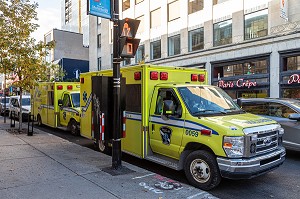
28, 124, 300, 199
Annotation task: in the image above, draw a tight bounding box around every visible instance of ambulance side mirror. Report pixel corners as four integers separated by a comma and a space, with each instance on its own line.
162, 100, 175, 120
58, 99, 63, 107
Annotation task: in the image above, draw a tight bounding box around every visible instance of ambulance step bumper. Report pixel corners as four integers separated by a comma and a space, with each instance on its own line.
217, 147, 286, 179
146, 153, 180, 170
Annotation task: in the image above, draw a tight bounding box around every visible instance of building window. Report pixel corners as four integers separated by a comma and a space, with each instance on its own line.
213, 19, 232, 47
136, 15, 144, 34
151, 40, 161, 60
65, 0, 72, 24
213, 0, 229, 5
150, 8, 161, 28
245, 9, 268, 40
283, 55, 300, 71
188, 0, 204, 14
168, 35, 181, 56
135, 0, 143, 4
168, 1, 180, 22
188, 28, 204, 52
97, 57, 101, 71
97, 34, 101, 48
123, 0, 130, 11
135, 45, 145, 63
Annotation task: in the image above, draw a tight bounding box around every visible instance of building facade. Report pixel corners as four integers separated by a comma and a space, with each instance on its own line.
110, 0, 300, 99
66, 0, 300, 99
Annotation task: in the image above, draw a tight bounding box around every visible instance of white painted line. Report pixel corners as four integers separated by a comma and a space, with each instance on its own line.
187, 192, 205, 199
132, 173, 155, 179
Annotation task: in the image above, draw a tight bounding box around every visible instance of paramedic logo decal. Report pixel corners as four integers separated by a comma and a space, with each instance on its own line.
160, 127, 172, 145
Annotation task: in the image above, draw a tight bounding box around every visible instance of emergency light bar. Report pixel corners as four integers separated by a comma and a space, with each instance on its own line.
191, 74, 206, 82
191, 74, 198, 81
81, 78, 84, 84
57, 85, 63, 90
134, 72, 141, 80
160, 72, 168, 80
67, 85, 73, 90
199, 74, 205, 82
150, 71, 159, 80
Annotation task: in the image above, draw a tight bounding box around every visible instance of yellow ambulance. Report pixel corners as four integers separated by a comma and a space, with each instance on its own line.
80, 65, 285, 190
31, 82, 81, 135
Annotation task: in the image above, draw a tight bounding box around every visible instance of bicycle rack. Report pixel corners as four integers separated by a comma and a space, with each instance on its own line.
10, 111, 16, 128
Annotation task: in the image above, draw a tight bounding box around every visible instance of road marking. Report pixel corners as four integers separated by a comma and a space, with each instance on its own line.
187, 192, 205, 199
132, 173, 155, 179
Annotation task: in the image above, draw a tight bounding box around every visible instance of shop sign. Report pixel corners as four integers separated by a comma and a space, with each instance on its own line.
288, 74, 300, 84
218, 79, 257, 89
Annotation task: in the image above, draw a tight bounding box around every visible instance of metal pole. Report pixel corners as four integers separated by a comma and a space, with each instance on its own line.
112, 0, 122, 169
3, 59, 6, 123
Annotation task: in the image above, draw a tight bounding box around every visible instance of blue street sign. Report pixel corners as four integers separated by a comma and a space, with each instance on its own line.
88, 0, 111, 19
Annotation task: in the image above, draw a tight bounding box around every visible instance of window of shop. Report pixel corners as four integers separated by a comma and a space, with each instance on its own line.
188, 0, 204, 15
213, 0, 229, 5
245, 9, 268, 40
123, 0, 130, 11
283, 55, 300, 71
213, 19, 232, 47
168, 35, 181, 56
188, 28, 204, 52
135, 45, 145, 63
151, 40, 161, 60
150, 8, 161, 28
168, 1, 180, 22
212, 56, 270, 99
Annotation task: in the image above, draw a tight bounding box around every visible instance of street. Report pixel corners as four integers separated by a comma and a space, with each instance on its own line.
27, 122, 300, 199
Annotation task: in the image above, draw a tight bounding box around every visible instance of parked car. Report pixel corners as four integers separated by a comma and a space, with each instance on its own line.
0, 96, 10, 115
236, 98, 300, 151
9, 95, 31, 121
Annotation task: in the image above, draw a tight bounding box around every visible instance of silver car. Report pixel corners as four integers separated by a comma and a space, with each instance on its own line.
236, 98, 300, 151
0, 97, 10, 115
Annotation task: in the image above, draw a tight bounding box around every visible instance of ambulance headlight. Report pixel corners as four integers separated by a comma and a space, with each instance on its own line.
223, 136, 244, 158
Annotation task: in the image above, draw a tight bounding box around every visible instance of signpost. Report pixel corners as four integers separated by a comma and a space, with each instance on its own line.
88, 0, 140, 170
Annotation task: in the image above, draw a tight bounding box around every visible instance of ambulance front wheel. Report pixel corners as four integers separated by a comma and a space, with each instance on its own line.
184, 150, 221, 191
69, 120, 79, 136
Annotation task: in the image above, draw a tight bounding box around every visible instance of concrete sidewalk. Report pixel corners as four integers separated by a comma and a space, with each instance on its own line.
0, 119, 218, 199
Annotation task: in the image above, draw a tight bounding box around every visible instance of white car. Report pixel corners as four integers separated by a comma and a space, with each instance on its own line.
9, 95, 31, 121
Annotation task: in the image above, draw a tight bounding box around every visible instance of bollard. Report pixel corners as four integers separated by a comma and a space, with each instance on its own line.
27, 114, 34, 136
10, 111, 15, 128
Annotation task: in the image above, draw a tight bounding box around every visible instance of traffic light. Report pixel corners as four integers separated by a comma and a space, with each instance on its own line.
118, 18, 140, 58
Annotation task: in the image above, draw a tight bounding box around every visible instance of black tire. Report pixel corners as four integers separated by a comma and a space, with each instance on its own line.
37, 114, 43, 126
184, 150, 221, 190
69, 120, 79, 136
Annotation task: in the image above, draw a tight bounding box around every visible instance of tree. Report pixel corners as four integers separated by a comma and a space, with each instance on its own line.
0, 0, 54, 131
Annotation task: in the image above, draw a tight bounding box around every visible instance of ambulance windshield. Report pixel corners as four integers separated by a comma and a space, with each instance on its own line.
178, 86, 242, 116
71, 93, 80, 108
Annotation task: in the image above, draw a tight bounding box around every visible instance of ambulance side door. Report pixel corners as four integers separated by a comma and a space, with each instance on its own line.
59, 93, 71, 127
149, 88, 184, 159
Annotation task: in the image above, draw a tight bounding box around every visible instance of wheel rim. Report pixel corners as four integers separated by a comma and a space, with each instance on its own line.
70, 122, 77, 135
98, 140, 106, 152
190, 159, 210, 183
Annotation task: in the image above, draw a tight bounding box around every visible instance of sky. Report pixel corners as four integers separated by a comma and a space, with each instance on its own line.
31, 0, 62, 42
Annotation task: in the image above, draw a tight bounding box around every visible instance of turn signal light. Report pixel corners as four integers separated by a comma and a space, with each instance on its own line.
81, 78, 84, 84
160, 72, 168, 80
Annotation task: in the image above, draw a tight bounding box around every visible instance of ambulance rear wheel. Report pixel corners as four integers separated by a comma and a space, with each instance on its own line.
184, 150, 221, 191
37, 115, 43, 126
69, 120, 79, 136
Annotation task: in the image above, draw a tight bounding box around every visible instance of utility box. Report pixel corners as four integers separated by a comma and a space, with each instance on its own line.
92, 76, 126, 141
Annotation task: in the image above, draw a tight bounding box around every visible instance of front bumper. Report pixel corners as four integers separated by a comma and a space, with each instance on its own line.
217, 147, 285, 179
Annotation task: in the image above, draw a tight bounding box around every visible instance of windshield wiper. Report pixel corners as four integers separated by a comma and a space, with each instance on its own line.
193, 109, 227, 115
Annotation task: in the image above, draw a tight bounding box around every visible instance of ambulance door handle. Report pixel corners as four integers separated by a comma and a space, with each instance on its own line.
152, 124, 155, 133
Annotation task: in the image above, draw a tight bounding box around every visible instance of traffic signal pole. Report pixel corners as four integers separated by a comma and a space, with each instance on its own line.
112, 0, 122, 169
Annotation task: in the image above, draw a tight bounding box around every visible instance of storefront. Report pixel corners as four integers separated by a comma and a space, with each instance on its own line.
211, 54, 270, 99
279, 49, 300, 99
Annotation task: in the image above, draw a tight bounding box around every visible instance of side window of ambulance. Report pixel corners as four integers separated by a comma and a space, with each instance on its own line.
62, 94, 71, 107
155, 89, 182, 117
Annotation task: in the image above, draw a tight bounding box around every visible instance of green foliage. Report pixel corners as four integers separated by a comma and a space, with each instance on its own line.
0, 0, 55, 92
